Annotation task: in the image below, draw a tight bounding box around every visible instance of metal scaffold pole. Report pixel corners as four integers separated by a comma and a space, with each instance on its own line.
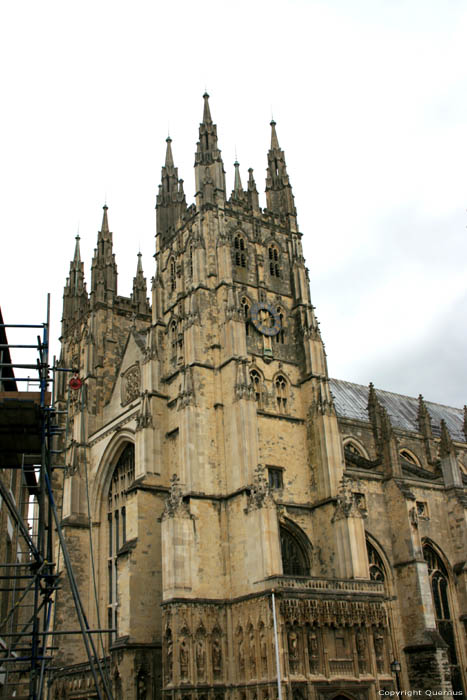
0, 297, 114, 699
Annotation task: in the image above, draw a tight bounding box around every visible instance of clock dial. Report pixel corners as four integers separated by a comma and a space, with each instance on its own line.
250, 302, 281, 336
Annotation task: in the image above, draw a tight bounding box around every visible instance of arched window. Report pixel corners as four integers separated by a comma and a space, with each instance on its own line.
366, 541, 385, 582
275, 375, 288, 412
107, 444, 135, 640
250, 370, 263, 407
241, 297, 250, 337
345, 441, 364, 458
400, 449, 419, 465
423, 544, 464, 693
170, 258, 176, 292
268, 245, 280, 277
280, 525, 309, 576
274, 307, 285, 344
234, 235, 247, 268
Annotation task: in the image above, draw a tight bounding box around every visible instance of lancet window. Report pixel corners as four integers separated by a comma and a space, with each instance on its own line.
241, 297, 250, 336
188, 243, 194, 278
170, 321, 178, 359
274, 307, 285, 344
234, 235, 247, 268
250, 369, 264, 406
107, 444, 135, 640
170, 258, 176, 292
268, 245, 280, 277
275, 374, 288, 412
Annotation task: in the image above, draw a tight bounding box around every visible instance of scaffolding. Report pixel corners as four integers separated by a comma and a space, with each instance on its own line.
0, 298, 113, 700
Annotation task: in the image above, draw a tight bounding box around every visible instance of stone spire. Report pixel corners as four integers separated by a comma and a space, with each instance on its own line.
156, 137, 187, 246
90, 205, 118, 306
194, 93, 226, 208
62, 234, 89, 335
132, 252, 150, 315
265, 120, 297, 226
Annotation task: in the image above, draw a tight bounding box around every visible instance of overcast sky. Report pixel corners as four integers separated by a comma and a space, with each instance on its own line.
1, 0, 466, 408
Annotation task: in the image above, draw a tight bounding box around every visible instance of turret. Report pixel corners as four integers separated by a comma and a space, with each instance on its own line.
90, 205, 118, 306
156, 137, 187, 248
265, 120, 297, 228
194, 93, 226, 208
62, 234, 89, 335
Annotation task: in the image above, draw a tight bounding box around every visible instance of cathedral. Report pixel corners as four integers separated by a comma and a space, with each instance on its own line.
53, 94, 467, 699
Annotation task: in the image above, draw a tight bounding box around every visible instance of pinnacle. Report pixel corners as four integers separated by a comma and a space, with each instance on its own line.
73, 234, 81, 263
165, 136, 174, 168
270, 119, 280, 150
234, 160, 243, 193
202, 92, 212, 124
101, 204, 109, 233
137, 251, 143, 274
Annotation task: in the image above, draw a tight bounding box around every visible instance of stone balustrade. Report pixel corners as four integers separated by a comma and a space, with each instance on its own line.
262, 575, 385, 596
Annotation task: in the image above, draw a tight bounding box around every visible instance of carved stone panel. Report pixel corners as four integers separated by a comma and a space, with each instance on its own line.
121, 363, 141, 406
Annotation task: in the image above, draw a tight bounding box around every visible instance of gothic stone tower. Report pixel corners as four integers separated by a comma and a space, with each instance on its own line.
53, 95, 467, 699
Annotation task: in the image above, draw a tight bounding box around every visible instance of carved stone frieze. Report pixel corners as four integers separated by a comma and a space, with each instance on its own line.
280, 597, 388, 627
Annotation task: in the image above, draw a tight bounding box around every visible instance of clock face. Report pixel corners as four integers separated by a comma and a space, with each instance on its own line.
250, 302, 281, 336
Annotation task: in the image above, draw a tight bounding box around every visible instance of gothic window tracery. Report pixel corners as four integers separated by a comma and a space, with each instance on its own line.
107, 444, 135, 641
275, 374, 288, 412
234, 235, 247, 268
268, 245, 280, 277
280, 525, 309, 577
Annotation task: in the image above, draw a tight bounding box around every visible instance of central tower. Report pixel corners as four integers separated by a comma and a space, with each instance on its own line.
151, 95, 375, 698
